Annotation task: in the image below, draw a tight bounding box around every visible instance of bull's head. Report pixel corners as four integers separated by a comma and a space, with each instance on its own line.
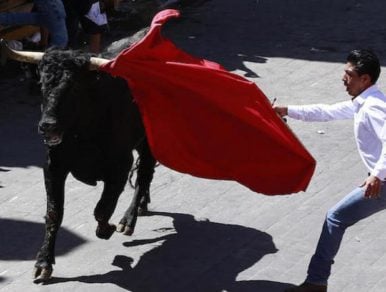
1, 40, 110, 147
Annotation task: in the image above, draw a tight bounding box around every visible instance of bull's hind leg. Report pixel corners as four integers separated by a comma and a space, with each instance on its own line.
137, 141, 156, 215
117, 140, 156, 235
34, 164, 67, 283
94, 155, 133, 240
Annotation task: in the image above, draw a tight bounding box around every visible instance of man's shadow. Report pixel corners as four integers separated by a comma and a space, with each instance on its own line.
50, 211, 294, 291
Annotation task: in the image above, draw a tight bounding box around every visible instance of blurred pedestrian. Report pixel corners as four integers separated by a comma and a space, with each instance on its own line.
63, 0, 108, 54
0, 0, 68, 48
274, 49, 386, 292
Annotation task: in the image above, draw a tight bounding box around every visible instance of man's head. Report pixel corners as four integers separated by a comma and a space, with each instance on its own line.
342, 49, 381, 97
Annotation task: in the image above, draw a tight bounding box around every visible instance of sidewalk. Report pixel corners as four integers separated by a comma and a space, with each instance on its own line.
1, 0, 386, 291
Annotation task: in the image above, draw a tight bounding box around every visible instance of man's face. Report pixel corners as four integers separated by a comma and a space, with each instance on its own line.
342, 62, 370, 97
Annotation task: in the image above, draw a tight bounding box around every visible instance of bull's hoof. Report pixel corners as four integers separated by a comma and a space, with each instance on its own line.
123, 226, 134, 236
33, 266, 53, 283
116, 223, 125, 233
117, 224, 135, 235
117, 224, 134, 236
96, 223, 116, 240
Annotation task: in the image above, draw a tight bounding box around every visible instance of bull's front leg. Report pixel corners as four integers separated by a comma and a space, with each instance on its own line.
94, 161, 131, 240
34, 162, 68, 283
117, 141, 156, 235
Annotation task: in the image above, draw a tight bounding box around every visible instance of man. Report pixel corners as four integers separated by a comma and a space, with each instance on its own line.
274, 49, 386, 292
0, 0, 68, 48
63, 0, 108, 54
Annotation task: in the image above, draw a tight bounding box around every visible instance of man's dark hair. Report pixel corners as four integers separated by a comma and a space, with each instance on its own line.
346, 49, 381, 84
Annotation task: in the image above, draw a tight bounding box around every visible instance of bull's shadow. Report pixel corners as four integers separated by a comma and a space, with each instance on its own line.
50, 211, 293, 291
0, 218, 87, 261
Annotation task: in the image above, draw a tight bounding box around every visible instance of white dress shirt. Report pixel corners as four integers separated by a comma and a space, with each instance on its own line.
287, 85, 386, 180
85, 2, 108, 26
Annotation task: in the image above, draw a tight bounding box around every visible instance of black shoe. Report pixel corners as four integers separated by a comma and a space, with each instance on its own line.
285, 282, 327, 292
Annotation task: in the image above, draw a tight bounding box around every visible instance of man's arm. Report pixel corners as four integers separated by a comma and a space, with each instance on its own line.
365, 119, 386, 198
273, 101, 354, 122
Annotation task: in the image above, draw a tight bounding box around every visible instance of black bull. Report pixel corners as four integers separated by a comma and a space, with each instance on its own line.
33, 48, 157, 281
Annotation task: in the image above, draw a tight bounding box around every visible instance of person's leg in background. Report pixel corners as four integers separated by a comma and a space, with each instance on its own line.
34, 0, 68, 48
88, 32, 102, 54
79, 1, 108, 54
62, 0, 81, 50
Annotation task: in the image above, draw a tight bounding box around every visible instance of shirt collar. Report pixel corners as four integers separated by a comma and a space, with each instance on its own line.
352, 84, 378, 111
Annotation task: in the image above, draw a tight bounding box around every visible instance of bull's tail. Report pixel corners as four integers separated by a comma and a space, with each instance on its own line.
128, 157, 140, 188
128, 156, 159, 188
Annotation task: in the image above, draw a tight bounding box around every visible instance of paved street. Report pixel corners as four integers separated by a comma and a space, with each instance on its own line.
1, 0, 386, 291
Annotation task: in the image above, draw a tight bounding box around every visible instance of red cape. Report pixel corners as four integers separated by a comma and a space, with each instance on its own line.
101, 9, 316, 195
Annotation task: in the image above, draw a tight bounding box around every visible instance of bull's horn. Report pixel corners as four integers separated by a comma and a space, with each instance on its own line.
89, 57, 110, 70
1, 39, 110, 69
0, 39, 43, 64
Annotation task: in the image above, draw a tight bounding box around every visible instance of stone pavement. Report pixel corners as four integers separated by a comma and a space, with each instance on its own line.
1, 0, 386, 291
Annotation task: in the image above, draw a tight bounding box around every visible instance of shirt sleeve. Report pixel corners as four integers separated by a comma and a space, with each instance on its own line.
288, 100, 355, 122
369, 110, 386, 180
84, 1, 108, 25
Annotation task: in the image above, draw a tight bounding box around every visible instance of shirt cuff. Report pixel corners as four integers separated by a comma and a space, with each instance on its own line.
287, 105, 303, 120
371, 169, 386, 181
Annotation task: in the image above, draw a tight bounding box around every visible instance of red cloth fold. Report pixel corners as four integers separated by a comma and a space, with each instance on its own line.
101, 9, 316, 195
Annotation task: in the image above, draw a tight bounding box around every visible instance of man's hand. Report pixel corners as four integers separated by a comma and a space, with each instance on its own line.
273, 106, 288, 118
361, 175, 382, 199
